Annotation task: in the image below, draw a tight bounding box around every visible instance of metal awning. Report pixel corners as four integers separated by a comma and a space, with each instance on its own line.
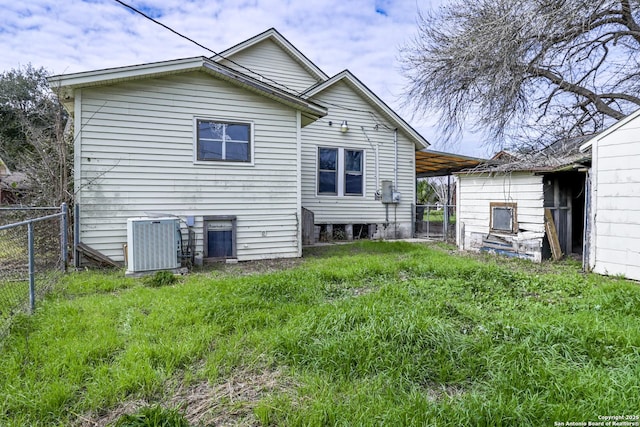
416, 149, 485, 177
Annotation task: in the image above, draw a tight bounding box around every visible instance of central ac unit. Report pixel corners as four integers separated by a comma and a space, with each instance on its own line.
126, 217, 181, 274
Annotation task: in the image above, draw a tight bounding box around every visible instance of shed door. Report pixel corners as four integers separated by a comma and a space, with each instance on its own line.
543, 171, 585, 256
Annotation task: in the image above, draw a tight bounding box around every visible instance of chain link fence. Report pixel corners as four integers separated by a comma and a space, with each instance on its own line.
415, 204, 457, 243
0, 205, 67, 340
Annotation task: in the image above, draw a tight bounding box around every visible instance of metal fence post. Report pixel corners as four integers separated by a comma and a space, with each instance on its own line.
60, 203, 68, 272
443, 205, 449, 242
411, 203, 415, 237
28, 221, 35, 314
74, 203, 80, 269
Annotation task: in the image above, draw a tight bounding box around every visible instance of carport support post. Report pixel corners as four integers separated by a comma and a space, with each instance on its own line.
443, 175, 451, 241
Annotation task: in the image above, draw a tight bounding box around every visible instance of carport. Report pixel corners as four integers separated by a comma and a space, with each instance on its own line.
414, 149, 485, 240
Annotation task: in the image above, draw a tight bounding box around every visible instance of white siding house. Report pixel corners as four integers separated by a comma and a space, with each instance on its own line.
219, 30, 429, 240
50, 57, 327, 264
581, 110, 640, 281
300, 72, 423, 239
49, 29, 428, 266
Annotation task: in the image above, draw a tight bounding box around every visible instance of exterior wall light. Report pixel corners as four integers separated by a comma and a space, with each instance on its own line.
328, 120, 349, 133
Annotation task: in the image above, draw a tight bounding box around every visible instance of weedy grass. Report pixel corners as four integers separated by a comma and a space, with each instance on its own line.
0, 241, 639, 426
109, 405, 190, 427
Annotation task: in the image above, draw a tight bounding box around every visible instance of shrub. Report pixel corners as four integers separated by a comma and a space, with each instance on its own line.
143, 271, 178, 288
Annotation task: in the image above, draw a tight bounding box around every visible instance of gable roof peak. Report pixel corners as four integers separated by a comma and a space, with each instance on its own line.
214, 28, 329, 82
304, 70, 430, 149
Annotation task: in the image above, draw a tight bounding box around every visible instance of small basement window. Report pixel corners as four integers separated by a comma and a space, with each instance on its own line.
203, 216, 237, 261
490, 202, 517, 233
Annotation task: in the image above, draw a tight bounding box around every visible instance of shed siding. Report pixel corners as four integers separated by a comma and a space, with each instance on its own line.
457, 172, 544, 261
219, 39, 321, 94
300, 81, 415, 238
77, 71, 300, 262
590, 115, 640, 280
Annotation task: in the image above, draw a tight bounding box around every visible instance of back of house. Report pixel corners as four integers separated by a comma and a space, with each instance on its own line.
218, 29, 428, 242
49, 29, 428, 267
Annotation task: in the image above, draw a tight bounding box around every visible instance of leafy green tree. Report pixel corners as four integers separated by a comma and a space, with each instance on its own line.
417, 179, 437, 205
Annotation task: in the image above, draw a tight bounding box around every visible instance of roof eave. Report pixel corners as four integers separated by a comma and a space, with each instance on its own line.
580, 107, 640, 152
48, 57, 327, 121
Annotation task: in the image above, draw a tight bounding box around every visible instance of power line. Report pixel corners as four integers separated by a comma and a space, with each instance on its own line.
112, 0, 300, 94
112, 0, 396, 131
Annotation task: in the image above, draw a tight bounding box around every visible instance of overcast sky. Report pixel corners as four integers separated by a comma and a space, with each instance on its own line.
0, 0, 487, 157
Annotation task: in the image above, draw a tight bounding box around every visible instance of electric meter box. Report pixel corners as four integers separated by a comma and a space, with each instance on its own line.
381, 180, 394, 204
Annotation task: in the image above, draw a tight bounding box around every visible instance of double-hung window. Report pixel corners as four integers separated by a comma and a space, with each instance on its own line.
317, 147, 364, 196
344, 150, 363, 195
196, 119, 251, 162
318, 148, 338, 194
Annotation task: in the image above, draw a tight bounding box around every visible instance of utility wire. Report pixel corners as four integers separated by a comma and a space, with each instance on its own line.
113, 0, 395, 131
113, 0, 300, 94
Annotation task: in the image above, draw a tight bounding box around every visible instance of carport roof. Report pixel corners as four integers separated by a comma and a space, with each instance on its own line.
416, 149, 485, 177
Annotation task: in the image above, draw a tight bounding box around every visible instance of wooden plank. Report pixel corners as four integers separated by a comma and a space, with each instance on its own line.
77, 242, 121, 268
301, 207, 315, 246
544, 208, 563, 260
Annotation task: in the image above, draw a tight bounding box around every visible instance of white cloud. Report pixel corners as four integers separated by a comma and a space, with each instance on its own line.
0, 0, 486, 156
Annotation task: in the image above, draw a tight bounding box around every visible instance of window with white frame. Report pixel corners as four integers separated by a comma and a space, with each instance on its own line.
317, 147, 364, 196
196, 119, 251, 162
490, 202, 517, 233
318, 147, 338, 194
344, 150, 363, 195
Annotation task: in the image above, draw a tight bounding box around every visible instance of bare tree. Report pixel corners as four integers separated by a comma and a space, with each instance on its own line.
0, 65, 72, 206
401, 0, 640, 150
427, 177, 451, 206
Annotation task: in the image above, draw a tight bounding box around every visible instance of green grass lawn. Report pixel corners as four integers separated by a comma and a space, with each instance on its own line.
1, 241, 639, 426
418, 209, 456, 223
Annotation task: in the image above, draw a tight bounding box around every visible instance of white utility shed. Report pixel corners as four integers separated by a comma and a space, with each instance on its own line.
581, 109, 640, 281
456, 138, 591, 262
456, 172, 545, 262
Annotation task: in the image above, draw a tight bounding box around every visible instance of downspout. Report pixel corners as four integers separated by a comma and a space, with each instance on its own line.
394, 128, 398, 190
360, 126, 379, 190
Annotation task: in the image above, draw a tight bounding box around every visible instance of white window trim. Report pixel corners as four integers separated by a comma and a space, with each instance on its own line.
344, 148, 364, 196
316, 146, 366, 197
193, 116, 255, 166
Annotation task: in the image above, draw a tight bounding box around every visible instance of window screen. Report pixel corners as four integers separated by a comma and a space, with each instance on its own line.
490, 203, 517, 233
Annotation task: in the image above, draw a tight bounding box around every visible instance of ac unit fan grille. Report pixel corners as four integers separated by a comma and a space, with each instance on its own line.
127, 218, 180, 273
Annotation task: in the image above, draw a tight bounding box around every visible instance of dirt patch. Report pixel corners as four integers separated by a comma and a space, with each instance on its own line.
422, 382, 466, 402
75, 367, 295, 427
173, 367, 295, 426
196, 257, 306, 278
